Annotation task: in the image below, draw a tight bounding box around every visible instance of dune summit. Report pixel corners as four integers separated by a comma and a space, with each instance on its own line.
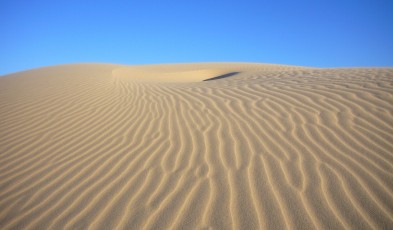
0, 63, 392, 229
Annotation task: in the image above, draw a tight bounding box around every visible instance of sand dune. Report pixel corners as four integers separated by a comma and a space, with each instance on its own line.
0, 63, 392, 229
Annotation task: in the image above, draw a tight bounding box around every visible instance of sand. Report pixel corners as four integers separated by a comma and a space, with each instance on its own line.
0, 62, 392, 229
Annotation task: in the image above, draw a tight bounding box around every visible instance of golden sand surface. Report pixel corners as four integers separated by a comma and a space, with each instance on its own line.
0, 63, 392, 229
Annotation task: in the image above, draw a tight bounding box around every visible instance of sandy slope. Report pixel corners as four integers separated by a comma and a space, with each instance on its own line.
0, 63, 392, 229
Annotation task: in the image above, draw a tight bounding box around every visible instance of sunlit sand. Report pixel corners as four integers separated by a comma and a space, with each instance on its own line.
1, 63, 392, 229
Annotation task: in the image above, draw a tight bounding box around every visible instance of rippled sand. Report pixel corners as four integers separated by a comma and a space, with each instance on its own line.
1, 63, 392, 229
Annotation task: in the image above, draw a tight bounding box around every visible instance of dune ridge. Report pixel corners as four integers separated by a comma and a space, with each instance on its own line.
0, 63, 392, 229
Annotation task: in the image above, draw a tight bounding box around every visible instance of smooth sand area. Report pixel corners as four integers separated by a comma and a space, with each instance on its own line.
0, 63, 392, 229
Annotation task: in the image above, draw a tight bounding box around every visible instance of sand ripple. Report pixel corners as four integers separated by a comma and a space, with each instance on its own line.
0, 63, 392, 229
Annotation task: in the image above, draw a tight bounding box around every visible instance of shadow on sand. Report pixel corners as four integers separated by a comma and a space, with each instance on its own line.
203, 72, 240, 81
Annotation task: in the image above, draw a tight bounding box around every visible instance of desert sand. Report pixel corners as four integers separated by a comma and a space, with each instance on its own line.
0, 62, 392, 229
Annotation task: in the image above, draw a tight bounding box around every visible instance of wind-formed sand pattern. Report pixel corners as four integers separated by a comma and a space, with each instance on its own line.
0, 63, 392, 229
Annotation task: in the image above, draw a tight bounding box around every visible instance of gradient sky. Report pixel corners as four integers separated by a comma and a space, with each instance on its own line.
1, 0, 392, 75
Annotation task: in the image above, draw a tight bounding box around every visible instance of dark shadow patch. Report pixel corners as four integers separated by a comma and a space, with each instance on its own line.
203, 72, 240, 81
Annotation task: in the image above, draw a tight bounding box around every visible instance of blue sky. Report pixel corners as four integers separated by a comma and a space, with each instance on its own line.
1, 0, 392, 75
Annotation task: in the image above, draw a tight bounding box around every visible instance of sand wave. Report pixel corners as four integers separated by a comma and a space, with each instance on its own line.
0, 63, 392, 229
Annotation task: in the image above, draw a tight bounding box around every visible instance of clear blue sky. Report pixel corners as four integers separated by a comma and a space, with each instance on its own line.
1, 0, 392, 75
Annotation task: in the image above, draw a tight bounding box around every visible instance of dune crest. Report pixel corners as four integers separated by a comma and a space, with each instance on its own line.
0, 63, 392, 229
112, 67, 236, 82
